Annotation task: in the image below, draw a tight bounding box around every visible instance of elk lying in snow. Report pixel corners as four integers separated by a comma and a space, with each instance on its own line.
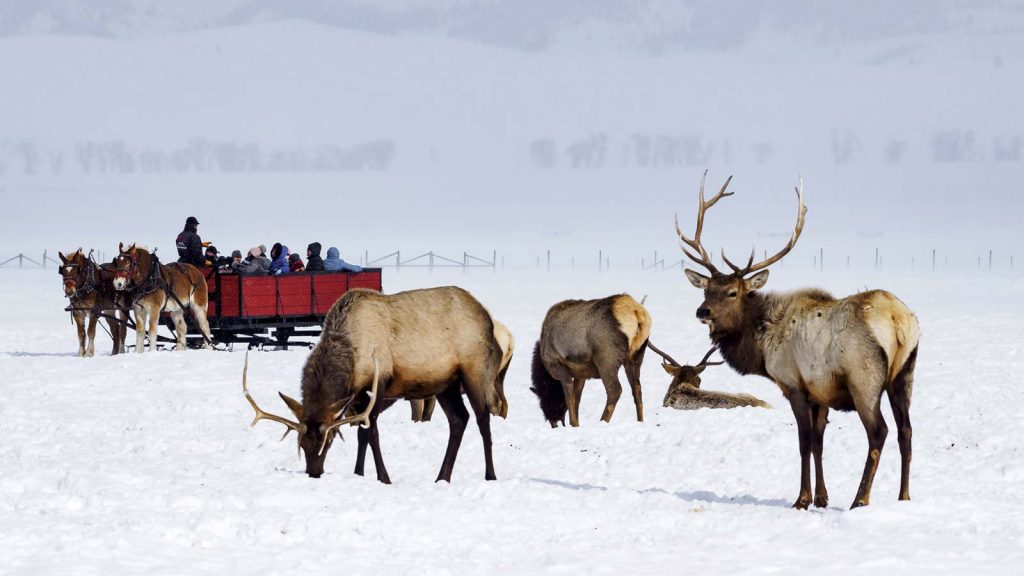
531, 294, 650, 427
676, 172, 919, 509
648, 344, 771, 410
243, 286, 503, 482
411, 319, 514, 422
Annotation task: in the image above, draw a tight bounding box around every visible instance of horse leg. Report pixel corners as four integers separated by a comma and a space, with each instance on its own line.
73, 310, 87, 357
134, 305, 147, 353
190, 301, 213, 349
119, 309, 129, 353
147, 305, 160, 353
107, 313, 120, 356
85, 313, 98, 357
171, 310, 187, 351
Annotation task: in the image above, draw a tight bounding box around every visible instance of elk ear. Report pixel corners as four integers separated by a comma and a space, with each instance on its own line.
684, 268, 710, 289
278, 392, 304, 421
745, 269, 769, 290
661, 362, 680, 376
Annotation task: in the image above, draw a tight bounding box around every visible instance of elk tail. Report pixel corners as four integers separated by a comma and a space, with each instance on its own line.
530, 340, 565, 425
613, 295, 652, 358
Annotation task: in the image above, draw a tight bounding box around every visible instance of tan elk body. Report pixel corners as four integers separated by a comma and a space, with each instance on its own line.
410, 318, 514, 422
677, 173, 919, 509
530, 294, 651, 427
244, 286, 503, 482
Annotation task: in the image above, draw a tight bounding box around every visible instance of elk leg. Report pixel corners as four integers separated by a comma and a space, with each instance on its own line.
887, 359, 915, 501
850, 394, 888, 509
560, 378, 580, 428
354, 425, 369, 476
366, 400, 390, 484
463, 371, 498, 481
571, 378, 585, 421
410, 399, 425, 422
422, 396, 436, 421
624, 355, 644, 422
810, 403, 829, 508
596, 364, 623, 423
435, 381, 470, 482
788, 392, 814, 510
494, 364, 510, 418
74, 311, 87, 356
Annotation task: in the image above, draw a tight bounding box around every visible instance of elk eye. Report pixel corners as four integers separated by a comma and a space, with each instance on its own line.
728, 291, 738, 298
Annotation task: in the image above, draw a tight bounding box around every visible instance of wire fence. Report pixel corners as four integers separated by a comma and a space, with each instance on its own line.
3, 248, 1017, 273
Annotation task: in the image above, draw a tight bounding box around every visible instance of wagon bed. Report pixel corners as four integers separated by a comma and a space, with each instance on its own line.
171, 268, 382, 349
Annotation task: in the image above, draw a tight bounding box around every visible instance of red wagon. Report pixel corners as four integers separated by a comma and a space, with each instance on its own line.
173, 268, 382, 349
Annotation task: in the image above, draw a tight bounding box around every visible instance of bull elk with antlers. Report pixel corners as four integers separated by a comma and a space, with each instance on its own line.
676, 172, 919, 509
243, 286, 503, 482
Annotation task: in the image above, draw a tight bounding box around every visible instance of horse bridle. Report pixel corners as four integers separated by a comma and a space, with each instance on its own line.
60, 254, 98, 298
113, 252, 138, 286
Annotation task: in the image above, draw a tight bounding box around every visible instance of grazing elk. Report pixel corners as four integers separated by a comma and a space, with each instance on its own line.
648, 344, 771, 410
531, 294, 651, 427
112, 243, 213, 352
243, 286, 503, 482
676, 172, 919, 509
410, 318, 515, 422
57, 249, 129, 356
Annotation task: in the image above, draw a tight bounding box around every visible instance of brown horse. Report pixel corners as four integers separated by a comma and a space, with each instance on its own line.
112, 243, 212, 352
57, 249, 129, 356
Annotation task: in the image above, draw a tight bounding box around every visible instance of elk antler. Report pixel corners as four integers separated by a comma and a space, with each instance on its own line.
694, 347, 725, 373
242, 351, 307, 456
675, 170, 733, 275
722, 176, 807, 276
646, 340, 682, 367
318, 352, 381, 456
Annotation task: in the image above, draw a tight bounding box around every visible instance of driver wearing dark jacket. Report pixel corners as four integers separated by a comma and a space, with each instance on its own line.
176, 216, 205, 267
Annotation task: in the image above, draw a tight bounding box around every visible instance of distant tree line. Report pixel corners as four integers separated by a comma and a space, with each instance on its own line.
0, 138, 395, 174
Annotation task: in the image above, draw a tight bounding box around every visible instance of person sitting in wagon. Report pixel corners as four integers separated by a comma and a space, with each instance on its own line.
289, 253, 305, 272
232, 247, 270, 275
323, 246, 363, 273
305, 242, 325, 272
269, 243, 291, 275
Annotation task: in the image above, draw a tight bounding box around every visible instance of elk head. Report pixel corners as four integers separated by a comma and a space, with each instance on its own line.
649, 345, 724, 406
676, 172, 806, 339
242, 352, 379, 478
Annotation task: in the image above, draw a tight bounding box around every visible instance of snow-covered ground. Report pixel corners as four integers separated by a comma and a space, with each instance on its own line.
1, 266, 1021, 574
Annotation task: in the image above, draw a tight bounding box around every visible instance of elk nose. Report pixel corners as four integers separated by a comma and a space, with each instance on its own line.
696, 307, 712, 319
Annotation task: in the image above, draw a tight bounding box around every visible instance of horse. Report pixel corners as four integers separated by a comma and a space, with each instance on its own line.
57, 249, 129, 356
111, 243, 213, 352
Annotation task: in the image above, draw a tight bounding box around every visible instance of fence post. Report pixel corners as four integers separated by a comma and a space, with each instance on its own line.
43, 250, 47, 269
820, 248, 823, 271
599, 250, 603, 273
989, 250, 993, 270
396, 250, 401, 270
875, 248, 879, 270
547, 250, 550, 274
493, 250, 497, 272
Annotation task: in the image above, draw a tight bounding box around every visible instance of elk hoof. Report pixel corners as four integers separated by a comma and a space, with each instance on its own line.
850, 499, 869, 509
814, 495, 829, 508
792, 497, 811, 510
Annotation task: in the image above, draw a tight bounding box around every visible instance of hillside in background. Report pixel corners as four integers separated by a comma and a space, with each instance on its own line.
0, 2, 1020, 266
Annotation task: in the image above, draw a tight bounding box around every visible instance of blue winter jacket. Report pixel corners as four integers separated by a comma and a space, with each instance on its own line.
323, 247, 363, 273
270, 245, 291, 275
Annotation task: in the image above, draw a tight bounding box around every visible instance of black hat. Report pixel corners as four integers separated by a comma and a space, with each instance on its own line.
186, 216, 200, 226
206, 245, 219, 254
231, 250, 242, 259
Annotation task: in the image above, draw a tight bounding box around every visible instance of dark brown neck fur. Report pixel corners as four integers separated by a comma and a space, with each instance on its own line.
712, 291, 769, 379
300, 331, 355, 423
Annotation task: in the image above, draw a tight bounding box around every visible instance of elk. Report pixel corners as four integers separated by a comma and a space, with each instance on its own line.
530, 294, 650, 427
243, 286, 503, 482
648, 344, 771, 410
411, 319, 514, 422
676, 172, 919, 509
